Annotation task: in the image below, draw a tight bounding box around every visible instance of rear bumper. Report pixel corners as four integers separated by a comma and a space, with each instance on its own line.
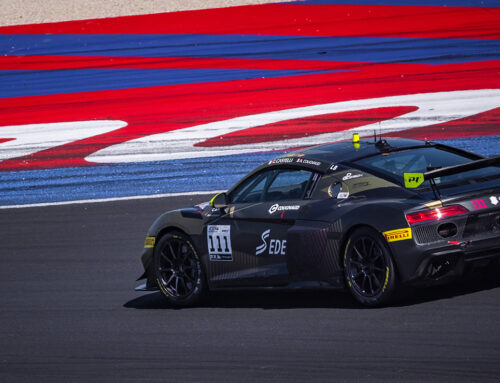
406, 238, 500, 286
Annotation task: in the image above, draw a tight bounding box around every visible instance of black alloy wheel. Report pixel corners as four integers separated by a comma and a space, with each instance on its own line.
344, 227, 398, 306
154, 231, 205, 306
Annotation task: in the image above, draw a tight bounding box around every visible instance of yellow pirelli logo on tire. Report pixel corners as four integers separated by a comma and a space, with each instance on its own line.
383, 228, 412, 242
144, 237, 156, 248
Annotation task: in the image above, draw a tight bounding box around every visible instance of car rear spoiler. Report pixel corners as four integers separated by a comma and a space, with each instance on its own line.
404, 156, 500, 198
423, 156, 500, 180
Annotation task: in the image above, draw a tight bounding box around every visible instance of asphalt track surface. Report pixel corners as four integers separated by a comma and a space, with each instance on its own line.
1, 194, 500, 382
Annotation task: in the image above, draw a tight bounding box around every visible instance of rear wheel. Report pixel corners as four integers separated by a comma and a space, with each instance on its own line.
343, 227, 398, 306
153, 231, 206, 306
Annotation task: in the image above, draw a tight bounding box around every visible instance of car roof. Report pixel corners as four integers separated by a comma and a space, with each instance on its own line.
230, 137, 480, 195
246, 137, 482, 185
256, 137, 435, 175
298, 137, 429, 164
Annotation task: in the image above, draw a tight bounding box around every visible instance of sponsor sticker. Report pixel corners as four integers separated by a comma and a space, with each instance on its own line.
490, 196, 499, 206
256, 229, 286, 256
268, 204, 300, 214
330, 164, 338, 171
404, 173, 424, 188
144, 236, 156, 248
383, 228, 412, 242
342, 172, 363, 181
207, 225, 233, 261
337, 191, 349, 199
203, 207, 220, 217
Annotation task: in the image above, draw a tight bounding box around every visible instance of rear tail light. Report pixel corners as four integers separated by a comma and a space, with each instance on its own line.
406, 205, 469, 225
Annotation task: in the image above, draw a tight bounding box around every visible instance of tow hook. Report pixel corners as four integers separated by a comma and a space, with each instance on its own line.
448, 240, 469, 249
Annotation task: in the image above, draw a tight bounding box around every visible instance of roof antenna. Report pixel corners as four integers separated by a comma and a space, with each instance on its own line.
374, 122, 390, 151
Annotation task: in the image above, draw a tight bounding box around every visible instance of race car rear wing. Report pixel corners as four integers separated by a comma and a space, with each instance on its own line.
423, 155, 500, 180
404, 156, 500, 198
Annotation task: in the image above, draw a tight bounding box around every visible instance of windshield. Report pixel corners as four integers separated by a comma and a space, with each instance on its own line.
353, 146, 500, 197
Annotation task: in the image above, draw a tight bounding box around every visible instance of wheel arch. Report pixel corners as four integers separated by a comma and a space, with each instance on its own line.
338, 223, 377, 268
156, 225, 188, 243
335, 202, 412, 280
143, 225, 190, 284
152, 226, 207, 306
338, 223, 402, 281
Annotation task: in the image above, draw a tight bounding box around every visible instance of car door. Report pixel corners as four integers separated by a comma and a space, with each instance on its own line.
206, 167, 318, 287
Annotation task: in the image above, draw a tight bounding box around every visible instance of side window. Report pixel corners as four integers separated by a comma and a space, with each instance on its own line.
264, 169, 312, 201
231, 170, 274, 203
312, 171, 398, 199
230, 168, 314, 203
312, 173, 343, 199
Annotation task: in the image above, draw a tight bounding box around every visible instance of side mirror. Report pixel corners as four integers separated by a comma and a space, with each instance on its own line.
210, 192, 228, 208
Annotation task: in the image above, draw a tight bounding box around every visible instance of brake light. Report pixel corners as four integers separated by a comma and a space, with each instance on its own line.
406, 205, 469, 224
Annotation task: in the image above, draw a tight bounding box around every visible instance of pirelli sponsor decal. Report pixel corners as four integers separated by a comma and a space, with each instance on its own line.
383, 228, 412, 242
144, 237, 156, 248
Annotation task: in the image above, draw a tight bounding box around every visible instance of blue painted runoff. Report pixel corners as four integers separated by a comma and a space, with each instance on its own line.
0, 68, 334, 98
2, 34, 499, 65
0, 135, 498, 206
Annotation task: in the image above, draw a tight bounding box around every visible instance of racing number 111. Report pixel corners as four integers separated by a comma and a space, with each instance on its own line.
207, 225, 233, 261
208, 234, 230, 253
472, 199, 487, 209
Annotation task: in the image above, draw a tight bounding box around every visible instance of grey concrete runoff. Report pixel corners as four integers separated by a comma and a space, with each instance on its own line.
0, 0, 292, 26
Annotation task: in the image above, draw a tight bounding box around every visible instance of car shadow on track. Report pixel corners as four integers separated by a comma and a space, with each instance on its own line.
124, 289, 361, 310
393, 269, 500, 307
124, 270, 500, 310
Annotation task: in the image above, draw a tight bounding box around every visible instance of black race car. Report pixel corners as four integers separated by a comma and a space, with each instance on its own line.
135, 137, 500, 306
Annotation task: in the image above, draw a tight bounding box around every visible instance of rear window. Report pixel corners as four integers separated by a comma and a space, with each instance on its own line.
354, 147, 500, 197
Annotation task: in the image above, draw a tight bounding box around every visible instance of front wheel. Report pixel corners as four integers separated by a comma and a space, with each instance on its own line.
153, 231, 206, 306
343, 227, 398, 306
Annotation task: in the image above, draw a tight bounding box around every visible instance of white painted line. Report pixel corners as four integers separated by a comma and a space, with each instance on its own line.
0, 120, 127, 161
87, 89, 500, 163
0, 190, 223, 210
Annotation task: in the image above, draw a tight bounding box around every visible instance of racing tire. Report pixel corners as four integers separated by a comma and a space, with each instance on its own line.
153, 231, 206, 307
343, 227, 398, 307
